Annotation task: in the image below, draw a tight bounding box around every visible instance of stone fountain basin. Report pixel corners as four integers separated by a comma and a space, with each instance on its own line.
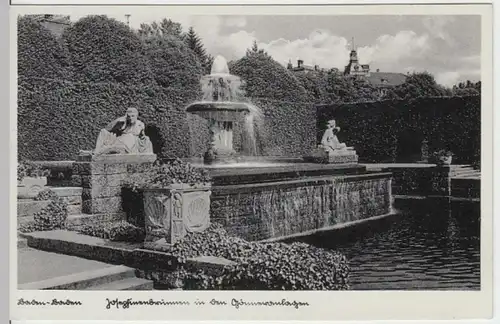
185, 101, 251, 113
184, 157, 369, 186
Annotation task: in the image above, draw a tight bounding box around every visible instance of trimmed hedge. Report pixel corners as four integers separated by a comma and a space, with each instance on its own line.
229, 51, 310, 103
18, 76, 208, 161
250, 98, 316, 156
17, 15, 72, 80
317, 96, 481, 164
18, 78, 316, 161
62, 15, 155, 85
142, 35, 204, 91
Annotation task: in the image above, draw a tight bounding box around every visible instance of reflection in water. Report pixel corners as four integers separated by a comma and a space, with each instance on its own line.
297, 200, 480, 290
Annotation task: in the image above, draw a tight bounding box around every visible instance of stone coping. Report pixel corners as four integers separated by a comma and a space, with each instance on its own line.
211, 172, 392, 194
22, 230, 234, 274
208, 162, 365, 177
76, 153, 157, 163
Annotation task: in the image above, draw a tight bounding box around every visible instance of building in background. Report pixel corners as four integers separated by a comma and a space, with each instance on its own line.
343, 47, 407, 98
31, 14, 71, 37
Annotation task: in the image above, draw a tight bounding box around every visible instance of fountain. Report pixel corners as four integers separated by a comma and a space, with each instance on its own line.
186, 55, 254, 164
184, 55, 395, 242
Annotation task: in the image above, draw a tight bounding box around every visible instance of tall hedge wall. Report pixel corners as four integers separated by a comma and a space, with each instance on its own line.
316, 96, 481, 165
62, 15, 155, 85
18, 76, 316, 161
17, 16, 72, 80
18, 76, 211, 161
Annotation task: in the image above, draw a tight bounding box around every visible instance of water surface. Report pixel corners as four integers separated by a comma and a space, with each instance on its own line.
302, 200, 480, 290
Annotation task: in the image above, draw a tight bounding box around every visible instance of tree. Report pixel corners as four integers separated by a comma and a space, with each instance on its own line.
63, 15, 154, 85
143, 35, 204, 91
17, 15, 72, 80
385, 71, 449, 100
452, 80, 481, 96
230, 43, 309, 103
295, 71, 330, 104
184, 27, 213, 74
137, 18, 184, 40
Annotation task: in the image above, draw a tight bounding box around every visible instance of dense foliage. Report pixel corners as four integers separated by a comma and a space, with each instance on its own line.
77, 220, 145, 242
17, 15, 72, 80
122, 158, 211, 192
19, 190, 68, 232
317, 95, 480, 165
34, 188, 59, 201
142, 34, 204, 91
385, 72, 451, 100
164, 223, 350, 290
137, 19, 184, 40
17, 161, 50, 182
17, 77, 204, 161
62, 15, 155, 84
452, 80, 481, 97
230, 43, 310, 103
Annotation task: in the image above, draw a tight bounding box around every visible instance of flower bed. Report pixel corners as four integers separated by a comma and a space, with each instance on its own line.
19, 189, 68, 233
161, 223, 350, 290
77, 220, 145, 243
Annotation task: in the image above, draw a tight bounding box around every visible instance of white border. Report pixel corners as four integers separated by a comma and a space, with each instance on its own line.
9, 3, 495, 322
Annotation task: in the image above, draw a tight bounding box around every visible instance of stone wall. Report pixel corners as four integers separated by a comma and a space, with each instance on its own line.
210, 173, 392, 241
71, 154, 156, 216
379, 165, 454, 197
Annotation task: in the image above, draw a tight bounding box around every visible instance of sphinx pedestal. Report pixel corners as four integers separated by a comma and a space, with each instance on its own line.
303, 147, 359, 164
71, 153, 157, 215
143, 184, 212, 249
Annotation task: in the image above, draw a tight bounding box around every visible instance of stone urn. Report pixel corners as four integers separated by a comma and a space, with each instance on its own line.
17, 176, 48, 199
142, 183, 212, 248
430, 150, 453, 166
437, 155, 453, 166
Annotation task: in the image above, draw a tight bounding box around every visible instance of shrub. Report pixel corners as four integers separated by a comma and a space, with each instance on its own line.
122, 158, 211, 192
229, 49, 310, 103
78, 221, 145, 242
17, 15, 72, 80
62, 15, 155, 85
17, 161, 50, 182
163, 223, 350, 290
142, 34, 204, 92
19, 191, 68, 233
34, 188, 59, 201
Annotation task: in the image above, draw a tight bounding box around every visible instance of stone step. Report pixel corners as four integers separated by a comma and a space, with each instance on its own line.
85, 277, 153, 290
451, 169, 481, 176
48, 187, 82, 198
18, 265, 136, 290
66, 213, 125, 227
18, 198, 82, 218
18, 213, 124, 229
452, 173, 481, 179
17, 237, 28, 249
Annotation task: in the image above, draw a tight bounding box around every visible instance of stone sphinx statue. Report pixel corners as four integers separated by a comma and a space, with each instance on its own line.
319, 119, 354, 154
303, 119, 358, 164
94, 107, 154, 155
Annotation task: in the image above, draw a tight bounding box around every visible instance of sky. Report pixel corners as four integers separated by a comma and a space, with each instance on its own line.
71, 14, 481, 87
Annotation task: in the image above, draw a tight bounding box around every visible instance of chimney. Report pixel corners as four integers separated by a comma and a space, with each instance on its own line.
297, 59, 303, 68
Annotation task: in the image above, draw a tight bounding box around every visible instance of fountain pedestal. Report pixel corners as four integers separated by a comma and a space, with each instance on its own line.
204, 120, 238, 164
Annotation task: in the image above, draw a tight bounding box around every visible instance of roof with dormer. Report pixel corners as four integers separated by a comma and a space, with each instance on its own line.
365, 72, 407, 87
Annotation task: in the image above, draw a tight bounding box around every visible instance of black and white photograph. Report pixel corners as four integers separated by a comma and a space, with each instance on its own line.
11, 3, 493, 321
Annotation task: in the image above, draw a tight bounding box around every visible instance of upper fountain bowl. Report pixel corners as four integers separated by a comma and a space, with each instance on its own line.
185, 55, 252, 119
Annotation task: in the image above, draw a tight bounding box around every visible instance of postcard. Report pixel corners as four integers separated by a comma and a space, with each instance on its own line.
10, 3, 493, 321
